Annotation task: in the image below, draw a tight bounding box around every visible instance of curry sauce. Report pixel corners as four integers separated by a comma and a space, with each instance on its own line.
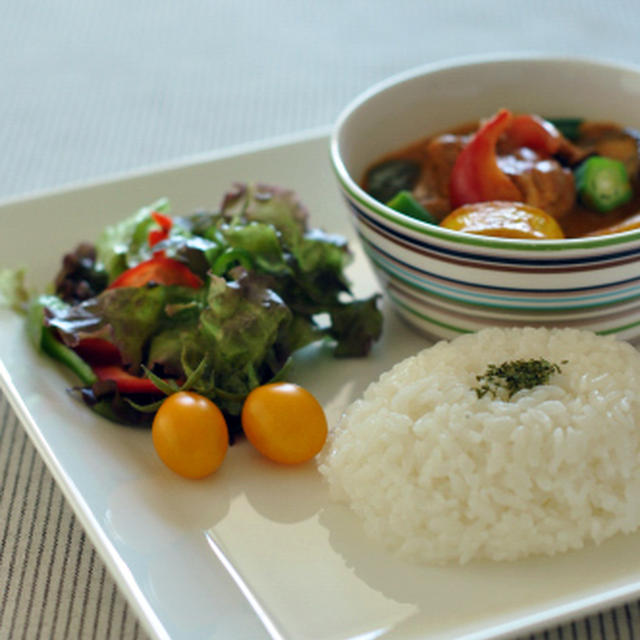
362, 112, 640, 239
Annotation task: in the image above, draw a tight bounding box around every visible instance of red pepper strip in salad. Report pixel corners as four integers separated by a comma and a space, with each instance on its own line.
148, 210, 173, 248
449, 108, 522, 209
92, 364, 164, 394
148, 228, 167, 248
107, 255, 203, 289
74, 337, 122, 365
505, 113, 563, 156
152, 210, 172, 231
74, 340, 173, 394
74, 338, 162, 394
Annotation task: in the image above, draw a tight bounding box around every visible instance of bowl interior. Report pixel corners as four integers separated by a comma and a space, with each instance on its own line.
334, 56, 640, 211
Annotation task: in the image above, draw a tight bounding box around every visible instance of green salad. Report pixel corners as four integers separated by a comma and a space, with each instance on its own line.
17, 183, 383, 433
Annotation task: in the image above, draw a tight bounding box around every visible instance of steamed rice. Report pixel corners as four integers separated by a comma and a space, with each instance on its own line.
319, 327, 640, 564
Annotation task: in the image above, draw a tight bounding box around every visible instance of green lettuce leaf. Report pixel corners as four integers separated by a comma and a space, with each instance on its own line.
96, 198, 170, 280
27, 296, 98, 385
220, 183, 308, 250
328, 295, 383, 357
221, 221, 290, 275
179, 269, 292, 413
44, 285, 201, 370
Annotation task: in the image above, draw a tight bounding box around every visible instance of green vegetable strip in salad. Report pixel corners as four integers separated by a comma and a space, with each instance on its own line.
27, 183, 384, 430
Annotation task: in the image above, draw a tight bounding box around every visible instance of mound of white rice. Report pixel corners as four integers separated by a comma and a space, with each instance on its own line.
319, 327, 640, 564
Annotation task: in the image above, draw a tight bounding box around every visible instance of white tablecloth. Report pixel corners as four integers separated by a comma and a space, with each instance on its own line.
2, 1, 640, 638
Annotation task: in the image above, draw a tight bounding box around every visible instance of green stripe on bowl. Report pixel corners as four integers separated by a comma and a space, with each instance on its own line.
598, 316, 640, 335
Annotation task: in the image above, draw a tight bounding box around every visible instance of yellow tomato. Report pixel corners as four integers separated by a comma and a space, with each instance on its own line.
241, 382, 328, 464
152, 391, 228, 479
440, 200, 565, 240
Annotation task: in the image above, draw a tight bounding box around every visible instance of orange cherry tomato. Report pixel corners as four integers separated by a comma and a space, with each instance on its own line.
440, 200, 565, 240
241, 383, 328, 464
152, 391, 228, 479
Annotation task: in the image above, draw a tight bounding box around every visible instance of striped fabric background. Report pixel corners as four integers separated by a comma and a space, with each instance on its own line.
2, 0, 640, 638
0, 395, 145, 640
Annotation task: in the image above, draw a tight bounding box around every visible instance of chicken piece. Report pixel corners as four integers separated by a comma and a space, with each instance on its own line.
413, 133, 469, 219
498, 148, 575, 218
577, 122, 640, 180
594, 133, 639, 180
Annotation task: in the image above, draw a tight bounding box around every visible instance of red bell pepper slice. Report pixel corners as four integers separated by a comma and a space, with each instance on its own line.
148, 228, 168, 248
107, 255, 203, 289
148, 211, 173, 248
92, 364, 163, 394
151, 210, 172, 231
75, 339, 170, 395
449, 108, 522, 209
506, 114, 563, 156
74, 338, 122, 365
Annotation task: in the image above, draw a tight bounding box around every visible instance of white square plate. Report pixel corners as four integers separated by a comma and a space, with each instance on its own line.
1, 132, 640, 640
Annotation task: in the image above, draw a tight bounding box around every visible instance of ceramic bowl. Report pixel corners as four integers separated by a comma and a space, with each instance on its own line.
330, 54, 640, 341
